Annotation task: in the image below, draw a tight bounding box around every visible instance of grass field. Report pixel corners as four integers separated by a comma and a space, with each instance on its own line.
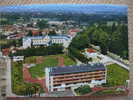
106, 64, 129, 87
28, 54, 76, 78
62, 54, 76, 66
12, 62, 42, 95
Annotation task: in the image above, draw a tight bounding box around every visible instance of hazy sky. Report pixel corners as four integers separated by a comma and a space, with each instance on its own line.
0, 4, 128, 14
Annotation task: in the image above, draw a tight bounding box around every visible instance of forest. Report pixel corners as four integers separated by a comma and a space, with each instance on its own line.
69, 21, 128, 59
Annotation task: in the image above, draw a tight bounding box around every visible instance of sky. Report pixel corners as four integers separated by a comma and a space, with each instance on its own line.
0, 4, 128, 15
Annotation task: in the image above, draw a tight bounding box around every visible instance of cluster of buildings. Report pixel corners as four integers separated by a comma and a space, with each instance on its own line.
1, 18, 108, 95
0, 57, 7, 97
83, 48, 115, 65
1, 18, 82, 57
45, 63, 106, 92
23, 35, 72, 48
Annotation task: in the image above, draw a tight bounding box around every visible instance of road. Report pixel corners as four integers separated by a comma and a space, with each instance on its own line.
100, 54, 129, 70
93, 53, 129, 70
84, 51, 129, 71
107, 56, 129, 70
5, 57, 17, 97
75, 59, 82, 65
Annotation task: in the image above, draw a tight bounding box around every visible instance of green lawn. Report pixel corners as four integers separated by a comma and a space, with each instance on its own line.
62, 54, 76, 66
24, 56, 36, 63
28, 54, 76, 78
106, 64, 129, 87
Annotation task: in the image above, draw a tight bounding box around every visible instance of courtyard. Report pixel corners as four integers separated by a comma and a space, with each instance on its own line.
26, 54, 76, 78
11, 54, 76, 95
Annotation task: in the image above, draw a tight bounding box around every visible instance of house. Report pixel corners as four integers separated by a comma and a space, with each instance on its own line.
2, 48, 10, 56
0, 57, 7, 97
48, 21, 64, 26
45, 63, 106, 92
7, 33, 24, 40
84, 48, 97, 59
87, 48, 96, 53
68, 29, 80, 37
32, 30, 40, 36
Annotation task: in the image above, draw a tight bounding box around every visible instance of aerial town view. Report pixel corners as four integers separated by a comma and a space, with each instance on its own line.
0, 4, 129, 98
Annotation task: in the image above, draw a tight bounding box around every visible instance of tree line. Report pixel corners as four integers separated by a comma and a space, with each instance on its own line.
69, 21, 128, 60
86, 22, 128, 59
1, 39, 22, 49
68, 27, 91, 63
10, 44, 63, 57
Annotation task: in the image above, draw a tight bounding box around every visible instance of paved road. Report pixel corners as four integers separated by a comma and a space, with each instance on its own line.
6, 57, 17, 97
6, 57, 12, 97
102, 55, 129, 70
85, 51, 129, 71
109, 57, 129, 70
0, 96, 4, 100
76, 52, 129, 71
75, 59, 82, 65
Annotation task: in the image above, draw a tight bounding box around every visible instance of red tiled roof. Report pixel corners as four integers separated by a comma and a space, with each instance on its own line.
32, 30, 40, 35
87, 48, 96, 53
69, 29, 80, 32
16, 34, 24, 37
2, 48, 10, 56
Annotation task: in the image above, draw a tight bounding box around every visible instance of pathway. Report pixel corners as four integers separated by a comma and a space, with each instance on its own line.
23, 65, 48, 93
102, 54, 129, 70
6, 57, 17, 97
58, 56, 64, 67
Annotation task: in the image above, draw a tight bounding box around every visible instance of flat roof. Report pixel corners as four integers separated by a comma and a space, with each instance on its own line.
49, 63, 105, 76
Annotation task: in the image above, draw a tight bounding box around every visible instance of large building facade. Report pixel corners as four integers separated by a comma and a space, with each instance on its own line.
45, 63, 106, 92
0, 57, 7, 96
23, 35, 72, 49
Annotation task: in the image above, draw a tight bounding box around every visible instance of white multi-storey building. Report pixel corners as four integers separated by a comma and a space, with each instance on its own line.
23, 35, 72, 49
45, 63, 106, 92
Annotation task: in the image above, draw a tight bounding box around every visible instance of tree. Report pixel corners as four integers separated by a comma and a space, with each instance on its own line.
49, 30, 57, 36
36, 20, 48, 29
10, 44, 64, 57
90, 27, 109, 54
70, 32, 90, 50
0, 19, 10, 25
27, 30, 33, 36
27, 23, 33, 27
68, 47, 89, 64
39, 30, 43, 36
75, 85, 92, 95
